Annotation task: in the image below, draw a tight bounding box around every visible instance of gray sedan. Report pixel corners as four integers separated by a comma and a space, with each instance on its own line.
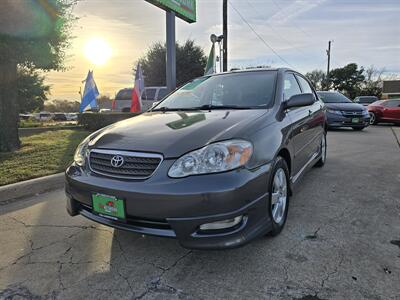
66, 68, 327, 249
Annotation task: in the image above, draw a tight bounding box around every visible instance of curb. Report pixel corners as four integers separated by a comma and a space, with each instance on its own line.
0, 173, 65, 204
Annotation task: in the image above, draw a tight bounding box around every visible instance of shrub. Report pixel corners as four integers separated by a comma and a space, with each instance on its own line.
78, 112, 141, 131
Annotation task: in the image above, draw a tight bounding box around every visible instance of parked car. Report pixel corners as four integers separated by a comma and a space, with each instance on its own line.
113, 86, 168, 112
317, 91, 369, 130
53, 113, 67, 121
19, 113, 33, 120
66, 113, 78, 121
99, 108, 111, 113
33, 112, 53, 121
368, 99, 400, 125
66, 68, 327, 250
354, 96, 379, 106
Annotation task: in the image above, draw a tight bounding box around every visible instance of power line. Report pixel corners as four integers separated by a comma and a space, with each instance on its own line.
228, 1, 296, 69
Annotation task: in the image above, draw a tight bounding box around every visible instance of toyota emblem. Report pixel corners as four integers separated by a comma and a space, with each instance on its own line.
111, 155, 124, 168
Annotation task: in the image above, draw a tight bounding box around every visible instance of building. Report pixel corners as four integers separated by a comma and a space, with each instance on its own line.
382, 80, 400, 99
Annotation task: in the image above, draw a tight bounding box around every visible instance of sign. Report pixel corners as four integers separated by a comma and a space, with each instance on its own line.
145, 0, 196, 23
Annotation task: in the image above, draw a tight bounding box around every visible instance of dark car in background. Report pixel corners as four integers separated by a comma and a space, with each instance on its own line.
368, 99, 400, 125
317, 91, 369, 130
354, 96, 378, 106
66, 68, 327, 250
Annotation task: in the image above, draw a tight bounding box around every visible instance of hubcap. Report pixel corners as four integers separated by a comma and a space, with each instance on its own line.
321, 135, 326, 163
369, 113, 375, 125
271, 168, 287, 223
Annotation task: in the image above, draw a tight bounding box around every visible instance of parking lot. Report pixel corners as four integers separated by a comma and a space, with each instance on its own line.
1, 125, 399, 300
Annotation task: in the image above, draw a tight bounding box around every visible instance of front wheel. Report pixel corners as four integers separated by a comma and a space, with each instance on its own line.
315, 133, 327, 167
268, 157, 290, 236
369, 112, 377, 125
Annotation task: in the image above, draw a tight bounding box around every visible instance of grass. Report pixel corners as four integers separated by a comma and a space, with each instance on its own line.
0, 129, 90, 186
19, 119, 78, 128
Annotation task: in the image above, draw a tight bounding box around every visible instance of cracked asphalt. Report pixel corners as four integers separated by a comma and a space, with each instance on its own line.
1, 125, 400, 300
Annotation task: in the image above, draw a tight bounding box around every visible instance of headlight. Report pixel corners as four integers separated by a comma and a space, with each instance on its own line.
326, 108, 342, 115
168, 140, 253, 178
74, 135, 91, 166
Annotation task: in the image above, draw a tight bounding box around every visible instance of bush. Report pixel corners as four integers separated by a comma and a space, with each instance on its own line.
78, 112, 141, 131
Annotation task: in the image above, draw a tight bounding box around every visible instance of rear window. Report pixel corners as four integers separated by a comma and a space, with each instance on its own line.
115, 89, 132, 100
157, 88, 168, 100
357, 96, 378, 103
142, 88, 157, 100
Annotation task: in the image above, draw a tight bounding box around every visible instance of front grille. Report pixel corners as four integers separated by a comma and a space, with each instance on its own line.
341, 110, 364, 117
89, 149, 162, 179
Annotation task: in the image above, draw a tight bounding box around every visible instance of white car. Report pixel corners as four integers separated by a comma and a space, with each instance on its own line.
66, 113, 78, 121
113, 86, 168, 112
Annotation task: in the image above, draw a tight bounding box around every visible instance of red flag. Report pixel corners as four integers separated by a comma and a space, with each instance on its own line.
130, 64, 144, 112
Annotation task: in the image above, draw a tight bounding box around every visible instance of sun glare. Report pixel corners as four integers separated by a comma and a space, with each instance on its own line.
84, 37, 112, 66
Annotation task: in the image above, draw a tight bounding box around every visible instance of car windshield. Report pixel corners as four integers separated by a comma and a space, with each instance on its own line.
153, 71, 277, 110
317, 92, 352, 103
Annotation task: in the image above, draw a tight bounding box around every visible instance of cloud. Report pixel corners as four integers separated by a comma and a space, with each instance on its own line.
268, 0, 327, 24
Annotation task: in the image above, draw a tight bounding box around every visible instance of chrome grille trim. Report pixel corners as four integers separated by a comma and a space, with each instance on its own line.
88, 149, 163, 180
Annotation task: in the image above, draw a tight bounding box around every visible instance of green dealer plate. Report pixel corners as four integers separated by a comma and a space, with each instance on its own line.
92, 193, 125, 220
352, 118, 360, 123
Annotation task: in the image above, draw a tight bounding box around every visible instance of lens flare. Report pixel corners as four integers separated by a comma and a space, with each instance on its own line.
84, 38, 112, 66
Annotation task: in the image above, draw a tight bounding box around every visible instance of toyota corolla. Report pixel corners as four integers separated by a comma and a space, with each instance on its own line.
66, 68, 327, 249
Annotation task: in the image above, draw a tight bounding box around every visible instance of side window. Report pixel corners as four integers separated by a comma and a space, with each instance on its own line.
142, 88, 157, 100
283, 73, 301, 101
295, 75, 313, 94
383, 101, 397, 107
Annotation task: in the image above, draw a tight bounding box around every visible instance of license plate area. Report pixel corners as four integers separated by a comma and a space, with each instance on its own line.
92, 193, 126, 220
352, 118, 360, 123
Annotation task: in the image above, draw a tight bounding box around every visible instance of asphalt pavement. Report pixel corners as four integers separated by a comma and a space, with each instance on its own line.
1, 125, 399, 300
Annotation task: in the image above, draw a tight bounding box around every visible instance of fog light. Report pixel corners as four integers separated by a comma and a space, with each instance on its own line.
199, 216, 243, 231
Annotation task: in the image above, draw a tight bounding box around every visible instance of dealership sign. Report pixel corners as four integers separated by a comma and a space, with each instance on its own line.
145, 0, 196, 23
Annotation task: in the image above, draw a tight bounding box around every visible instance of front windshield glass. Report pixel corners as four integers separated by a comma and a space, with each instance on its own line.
317, 92, 352, 103
153, 71, 277, 110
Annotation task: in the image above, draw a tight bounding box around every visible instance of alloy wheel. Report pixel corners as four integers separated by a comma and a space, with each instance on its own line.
271, 168, 287, 224
369, 112, 375, 125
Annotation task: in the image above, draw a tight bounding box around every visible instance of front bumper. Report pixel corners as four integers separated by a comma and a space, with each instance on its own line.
65, 161, 272, 250
326, 112, 370, 128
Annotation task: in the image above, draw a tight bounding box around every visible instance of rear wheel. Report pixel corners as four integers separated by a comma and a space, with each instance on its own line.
315, 133, 327, 167
369, 112, 377, 125
268, 157, 290, 236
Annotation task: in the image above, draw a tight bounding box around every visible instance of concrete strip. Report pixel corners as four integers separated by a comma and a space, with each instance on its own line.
0, 173, 64, 204
392, 126, 400, 148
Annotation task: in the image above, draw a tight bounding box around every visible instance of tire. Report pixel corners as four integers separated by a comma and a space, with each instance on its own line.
315, 133, 327, 167
352, 127, 364, 131
369, 112, 377, 125
268, 156, 290, 236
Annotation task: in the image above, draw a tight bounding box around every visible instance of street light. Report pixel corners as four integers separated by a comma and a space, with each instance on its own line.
210, 34, 224, 72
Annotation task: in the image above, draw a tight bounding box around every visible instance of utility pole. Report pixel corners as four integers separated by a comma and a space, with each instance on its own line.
326, 40, 332, 90
223, 0, 228, 72
166, 11, 176, 93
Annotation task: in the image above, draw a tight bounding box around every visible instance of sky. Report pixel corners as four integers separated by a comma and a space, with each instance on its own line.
46, 0, 400, 101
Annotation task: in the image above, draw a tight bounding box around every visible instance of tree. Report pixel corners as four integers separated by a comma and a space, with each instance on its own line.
44, 99, 80, 112
135, 40, 207, 87
329, 63, 365, 99
0, 0, 76, 152
17, 67, 51, 113
305, 70, 326, 90
358, 65, 384, 98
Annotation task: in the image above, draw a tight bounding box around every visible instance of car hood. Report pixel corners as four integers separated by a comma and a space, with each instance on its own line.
89, 110, 269, 158
325, 102, 365, 111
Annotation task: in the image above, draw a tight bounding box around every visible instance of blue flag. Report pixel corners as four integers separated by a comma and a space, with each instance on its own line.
80, 70, 99, 112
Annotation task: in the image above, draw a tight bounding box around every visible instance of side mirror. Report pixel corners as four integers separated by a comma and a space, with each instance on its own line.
285, 93, 315, 109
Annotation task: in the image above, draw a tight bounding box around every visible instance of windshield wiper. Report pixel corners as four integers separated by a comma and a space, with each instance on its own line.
152, 105, 261, 112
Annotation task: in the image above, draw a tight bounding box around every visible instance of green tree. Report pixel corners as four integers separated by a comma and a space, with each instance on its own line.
358, 65, 384, 98
17, 67, 51, 113
329, 63, 365, 99
135, 40, 207, 87
305, 69, 327, 90
44, 99, 80, 112
0, 0, 76, 152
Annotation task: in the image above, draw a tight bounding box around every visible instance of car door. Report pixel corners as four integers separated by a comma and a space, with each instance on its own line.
283, 73, 314, 177
383, 100, 400, 121
295, 74, 324, 156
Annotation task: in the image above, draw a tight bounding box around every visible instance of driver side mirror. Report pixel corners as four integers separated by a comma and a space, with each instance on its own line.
285, 93, 315, 109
